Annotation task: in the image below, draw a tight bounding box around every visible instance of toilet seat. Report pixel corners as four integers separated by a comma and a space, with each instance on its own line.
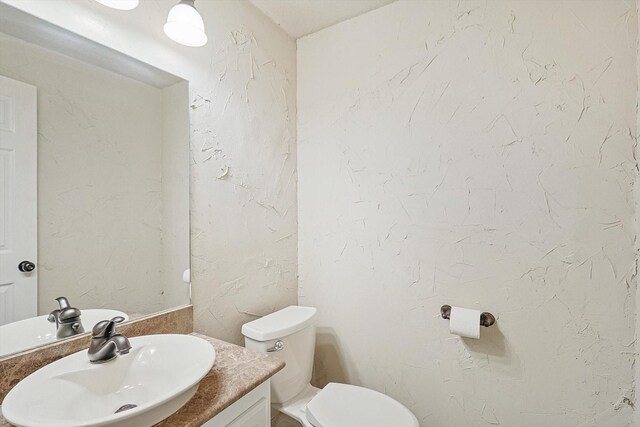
305, 383, 419, 427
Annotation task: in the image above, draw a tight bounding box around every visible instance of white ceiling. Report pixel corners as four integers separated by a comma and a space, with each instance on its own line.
249, 0, 396, 38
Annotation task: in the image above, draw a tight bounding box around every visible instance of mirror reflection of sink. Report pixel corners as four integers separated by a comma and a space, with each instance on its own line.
0, 309, 129, 357
2, 334, 215, 427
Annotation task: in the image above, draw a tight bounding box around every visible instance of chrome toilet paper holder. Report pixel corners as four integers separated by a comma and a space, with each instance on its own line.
440, 305, 496, 328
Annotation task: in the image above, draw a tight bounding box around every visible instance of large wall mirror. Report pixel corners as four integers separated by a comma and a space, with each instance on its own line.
0, 4, 191, 359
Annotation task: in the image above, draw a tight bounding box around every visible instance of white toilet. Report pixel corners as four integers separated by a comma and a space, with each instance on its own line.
242, 306, 419, 427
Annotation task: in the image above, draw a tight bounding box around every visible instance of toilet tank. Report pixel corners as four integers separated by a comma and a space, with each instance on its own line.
242, 306, 317, 404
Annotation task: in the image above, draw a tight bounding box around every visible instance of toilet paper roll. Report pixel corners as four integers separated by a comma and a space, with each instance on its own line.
449, 306, 481, 339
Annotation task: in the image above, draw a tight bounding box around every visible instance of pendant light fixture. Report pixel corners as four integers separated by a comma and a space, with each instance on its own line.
93, 0, 139, 10
164, 0, 208, 47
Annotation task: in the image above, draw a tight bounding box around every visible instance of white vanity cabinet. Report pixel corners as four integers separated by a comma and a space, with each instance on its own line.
202, 380, 271, 427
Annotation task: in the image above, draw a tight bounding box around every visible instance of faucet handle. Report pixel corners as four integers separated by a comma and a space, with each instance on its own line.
55, 297, 71, 310
91, 316, 125, 338
111, 316, 125, 324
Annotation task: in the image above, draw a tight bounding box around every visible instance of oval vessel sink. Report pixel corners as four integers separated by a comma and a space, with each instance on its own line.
0, 309, 129, 357
2, 334, 215, 427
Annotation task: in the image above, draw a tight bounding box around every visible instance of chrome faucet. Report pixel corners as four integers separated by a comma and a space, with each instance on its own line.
47, 297, 85, 339
88, 316, 131, 364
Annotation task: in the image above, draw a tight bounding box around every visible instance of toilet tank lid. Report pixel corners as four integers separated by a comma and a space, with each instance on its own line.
241, 306, 317, 341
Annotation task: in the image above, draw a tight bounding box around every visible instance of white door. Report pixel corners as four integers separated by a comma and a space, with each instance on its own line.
0, 75, 37, 326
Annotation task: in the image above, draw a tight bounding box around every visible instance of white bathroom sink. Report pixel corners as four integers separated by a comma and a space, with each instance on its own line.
0, 309, 129, 357
1, 334, 215, 427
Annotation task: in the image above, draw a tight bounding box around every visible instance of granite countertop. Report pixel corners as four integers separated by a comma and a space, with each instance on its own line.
155, 333, 283, 426
0, 333, 284, 427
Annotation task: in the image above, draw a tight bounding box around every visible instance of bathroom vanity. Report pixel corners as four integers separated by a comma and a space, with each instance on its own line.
154, 334, 280, 427
0, 333, 282, 427
0, 307, 284, 427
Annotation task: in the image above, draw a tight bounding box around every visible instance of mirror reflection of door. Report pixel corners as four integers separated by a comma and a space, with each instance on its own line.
0, 74, 37, 326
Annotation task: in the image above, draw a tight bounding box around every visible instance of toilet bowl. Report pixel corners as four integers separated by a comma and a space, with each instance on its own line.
242, 306, 419, 427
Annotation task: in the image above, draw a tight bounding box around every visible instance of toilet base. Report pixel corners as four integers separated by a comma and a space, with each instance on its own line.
273, 384, 320, 427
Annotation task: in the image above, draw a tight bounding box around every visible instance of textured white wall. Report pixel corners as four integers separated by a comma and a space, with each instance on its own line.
0, 0, 298, 344
636, 5, 640, 426
298, 1, 638, 426
0, 32, 167, 315
185, 1, 298, 343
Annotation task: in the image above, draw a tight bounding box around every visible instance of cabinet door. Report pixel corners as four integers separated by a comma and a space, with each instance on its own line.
202, 380, 270, 427
227, 396, 269, 427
